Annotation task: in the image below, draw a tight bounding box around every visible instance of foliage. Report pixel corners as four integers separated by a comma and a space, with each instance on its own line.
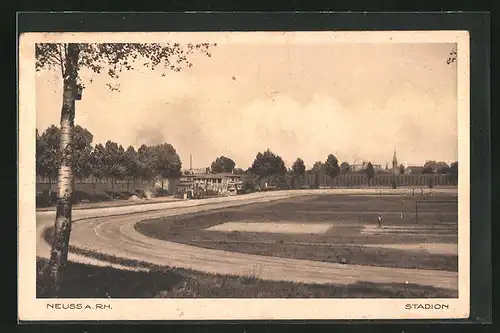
149, 143, 182, 179
211, 156, 236, 174
250, 149, 287, 179
36, 129, 41, 174
448, 161, 458, 184
447, 49, 457, 65
137, 144, 156, 182
310, 161, 324, 189
422, 166, 435, 174
324, 154, 340, 179
365, 162, 375, 180
291, 158, 306, 178
399, 164, 406, 175
122, 146, 140, 181
340, 162, 350, 175
72, 126, 94, 179
102, 141, 127, 182
36, 125, 61, 181
311, 161, 324, 173
233, 168, 245, 175
290, 158, 306, 189
36, 125, 94, 180
241, 180, 256, 194
90, 143, 106, 182
35, 42, 216, 91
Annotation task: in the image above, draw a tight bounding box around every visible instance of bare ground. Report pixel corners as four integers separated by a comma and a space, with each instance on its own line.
135, 194, 458, 271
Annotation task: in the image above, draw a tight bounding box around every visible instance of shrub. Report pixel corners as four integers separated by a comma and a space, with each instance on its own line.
391, 180, 397, 189
241, 180, 256, 193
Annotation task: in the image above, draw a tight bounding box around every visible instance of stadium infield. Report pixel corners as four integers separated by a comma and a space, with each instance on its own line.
136, 192, 458, 272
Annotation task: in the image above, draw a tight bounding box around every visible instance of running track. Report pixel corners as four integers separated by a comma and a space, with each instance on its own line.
36, 189, 459, 291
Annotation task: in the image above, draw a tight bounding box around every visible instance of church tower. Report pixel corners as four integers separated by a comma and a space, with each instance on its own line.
392, 149, 398, 175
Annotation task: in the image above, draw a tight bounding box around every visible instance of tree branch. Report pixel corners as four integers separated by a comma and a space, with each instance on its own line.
57, 44, 65, 78
45, 53, 62, 71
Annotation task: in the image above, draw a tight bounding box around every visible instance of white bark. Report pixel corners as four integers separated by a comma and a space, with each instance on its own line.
47, 43, 80, 294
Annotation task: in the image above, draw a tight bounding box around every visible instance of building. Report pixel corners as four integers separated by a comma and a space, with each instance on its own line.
176, 172, 245, 196
350, 162, 383, 173
182, 167, 209, 176
405, 166, 425, 174
350, 164, 365, 172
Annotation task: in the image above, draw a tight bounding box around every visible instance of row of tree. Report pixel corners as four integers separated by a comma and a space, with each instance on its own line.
36, 125, 182, 196
207, 151, 372, 184
206, 151, 458, 189
206, 153, 457, 178
38, 126, 458, 192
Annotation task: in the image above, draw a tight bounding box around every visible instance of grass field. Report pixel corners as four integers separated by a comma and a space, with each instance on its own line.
136, 192, 458, 272
36, 256, 457, 298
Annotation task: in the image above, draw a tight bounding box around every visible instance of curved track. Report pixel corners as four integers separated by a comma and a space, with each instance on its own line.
37, 189, 459, 290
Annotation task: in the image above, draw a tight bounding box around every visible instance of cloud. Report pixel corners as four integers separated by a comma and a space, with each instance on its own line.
36, 42, 458, 170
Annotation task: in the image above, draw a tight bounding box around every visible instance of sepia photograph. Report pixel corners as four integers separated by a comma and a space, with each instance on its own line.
18, 30, 470, 320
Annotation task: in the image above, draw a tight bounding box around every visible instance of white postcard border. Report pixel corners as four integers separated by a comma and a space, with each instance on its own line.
18, 30, 470, 321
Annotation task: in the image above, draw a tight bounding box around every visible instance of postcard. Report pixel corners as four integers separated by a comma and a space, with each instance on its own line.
18, 30, 470, 321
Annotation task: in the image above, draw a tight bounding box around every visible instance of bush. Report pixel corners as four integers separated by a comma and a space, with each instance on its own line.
241, 180, 256, 193
391, 180, 397, 189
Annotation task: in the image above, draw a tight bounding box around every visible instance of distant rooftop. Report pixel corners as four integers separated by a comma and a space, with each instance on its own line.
181, 172, 244, 180
182, 167, 208, 174
195, 173, 243, 179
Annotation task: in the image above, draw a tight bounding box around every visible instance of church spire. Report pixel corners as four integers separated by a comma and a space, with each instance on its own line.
392, 149, 398, 173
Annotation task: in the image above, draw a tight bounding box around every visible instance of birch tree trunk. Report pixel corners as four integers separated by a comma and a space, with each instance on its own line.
47, 43, 80, 294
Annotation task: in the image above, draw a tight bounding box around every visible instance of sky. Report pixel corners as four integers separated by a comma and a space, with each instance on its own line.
36, 39, 458, 170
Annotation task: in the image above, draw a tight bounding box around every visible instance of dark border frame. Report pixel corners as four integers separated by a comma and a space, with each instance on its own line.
16, 11, 491, 329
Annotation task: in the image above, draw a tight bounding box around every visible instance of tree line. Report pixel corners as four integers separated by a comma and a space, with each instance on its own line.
36, 125, 182, 196
38, 125, 459, 194
208, 150, 458, 189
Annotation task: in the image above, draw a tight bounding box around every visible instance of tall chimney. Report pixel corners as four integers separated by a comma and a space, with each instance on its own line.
190, 154, 192, 171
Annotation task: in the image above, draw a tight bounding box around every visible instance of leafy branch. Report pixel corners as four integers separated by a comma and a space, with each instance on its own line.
35, 42, 216, 92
